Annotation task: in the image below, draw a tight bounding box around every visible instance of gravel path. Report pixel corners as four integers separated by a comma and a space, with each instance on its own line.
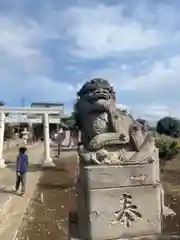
16, 153, 77, 240
15, 150, 180, 239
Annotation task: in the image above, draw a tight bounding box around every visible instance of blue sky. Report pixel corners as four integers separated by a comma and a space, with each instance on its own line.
0, 0, 180, 121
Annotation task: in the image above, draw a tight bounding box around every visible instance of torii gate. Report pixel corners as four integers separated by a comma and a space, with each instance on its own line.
0, 107, 62, 168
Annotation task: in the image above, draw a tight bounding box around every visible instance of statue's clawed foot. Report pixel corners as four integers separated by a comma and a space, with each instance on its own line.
161, 187, 176, 217
163, 205, 176, 217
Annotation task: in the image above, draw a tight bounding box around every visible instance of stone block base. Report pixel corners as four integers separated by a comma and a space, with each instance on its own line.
76, 164, 162, 240
42, 158, 55, 167
0, 159, 6, 168
68, 212, 161, 240
69, 213, 180, 239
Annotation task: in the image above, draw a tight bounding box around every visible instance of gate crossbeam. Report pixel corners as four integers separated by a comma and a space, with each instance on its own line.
0, 107, 61, 114
0, 107, 63, 168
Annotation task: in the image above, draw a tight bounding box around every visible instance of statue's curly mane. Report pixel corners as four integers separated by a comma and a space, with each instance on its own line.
77, 78, 114, 97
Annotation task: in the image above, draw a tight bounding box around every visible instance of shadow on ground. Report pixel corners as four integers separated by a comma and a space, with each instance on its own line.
0, 188, 19, 195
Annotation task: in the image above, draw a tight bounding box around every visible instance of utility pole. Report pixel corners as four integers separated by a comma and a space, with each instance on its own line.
21, 97, 25, 107
18, 97, 25, 135
168, 109, 171, 117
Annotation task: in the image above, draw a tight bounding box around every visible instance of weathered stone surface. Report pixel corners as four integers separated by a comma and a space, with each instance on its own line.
77, 165, 161, 240
78, 149, 159, 190
0, 143, 44, 239
88, 186, 161, 239
65, 78, 174, 239
74, 78, 155, 165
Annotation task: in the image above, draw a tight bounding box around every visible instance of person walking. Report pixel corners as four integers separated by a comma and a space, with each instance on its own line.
14, 147, 28, 196
54, 128, 64, 156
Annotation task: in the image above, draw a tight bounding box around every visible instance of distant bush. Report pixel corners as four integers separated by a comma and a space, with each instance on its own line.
155, 134, 180, 161
156, 116, 180, 138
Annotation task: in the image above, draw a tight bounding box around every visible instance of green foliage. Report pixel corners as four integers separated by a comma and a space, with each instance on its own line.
61, 115, 75, 130
61, 115, 74, 123
156, 116, 180, 138
155, 135, 180, 161
0, 101, 4, 106
62, 115, 74, 121
0, 101, 9, 116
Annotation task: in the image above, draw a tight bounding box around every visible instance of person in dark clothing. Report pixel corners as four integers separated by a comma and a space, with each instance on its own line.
14, 147, 28, 196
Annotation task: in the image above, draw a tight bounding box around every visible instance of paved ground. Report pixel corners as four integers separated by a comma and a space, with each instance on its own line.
15, 147, 180, 240
161, 156, 180, 235
3, 139, 39, 164
16, 148, 77, 240
1, 139, 179, 239
3, 139, 19, 152
0, 142, 44, 240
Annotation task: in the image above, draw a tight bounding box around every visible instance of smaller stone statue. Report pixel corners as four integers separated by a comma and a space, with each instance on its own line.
21, 128, 29, 145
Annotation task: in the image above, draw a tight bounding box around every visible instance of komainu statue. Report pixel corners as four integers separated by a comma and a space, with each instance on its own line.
75, 78, 155, 165
67, 79, 175, 240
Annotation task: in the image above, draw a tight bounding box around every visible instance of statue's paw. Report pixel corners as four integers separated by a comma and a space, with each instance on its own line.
103, 159, 111, 164
77, 144, 85, 152
119, 134, 128, 143
119, 134, 125, 140
78, 146, 92, 163
118, 155, 126, 162
91, 157, 101, 165
103, 155, 122, 165
117, 150, 127, 163
89, 138, 100, 150
143, 156, 155, 164
163, 206, 176, 217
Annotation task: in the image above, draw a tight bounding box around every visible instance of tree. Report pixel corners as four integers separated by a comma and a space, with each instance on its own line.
156, 116, 180, 138
155, 135, 179, 162
0, 101, 5, 106
0, 101, 9, 116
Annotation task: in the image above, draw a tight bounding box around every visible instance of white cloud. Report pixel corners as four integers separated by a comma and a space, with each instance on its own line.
120, 55, 180, 91
24, 77, 76, 103
0, 15, 76, 104
128, 103, 180, 124
0, 16, 41, 58
0, 14, 57, 75
0, 75, 76, 105
137, 104, 170, 120
0, 14, 76, 106
0, 0, 180, 121
88, 54, 180, 92
116, 103, 130, 111
60, 3, 180, 59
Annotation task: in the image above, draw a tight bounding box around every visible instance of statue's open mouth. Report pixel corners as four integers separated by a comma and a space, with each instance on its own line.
90, 89, 111, 101
95, 92, 110, 99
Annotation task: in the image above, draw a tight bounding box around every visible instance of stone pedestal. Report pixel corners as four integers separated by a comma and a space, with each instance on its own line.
0, 112, 5, 168
43, 158, 55, 167
70, 150, 162, 239
43, 112, 55, 167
